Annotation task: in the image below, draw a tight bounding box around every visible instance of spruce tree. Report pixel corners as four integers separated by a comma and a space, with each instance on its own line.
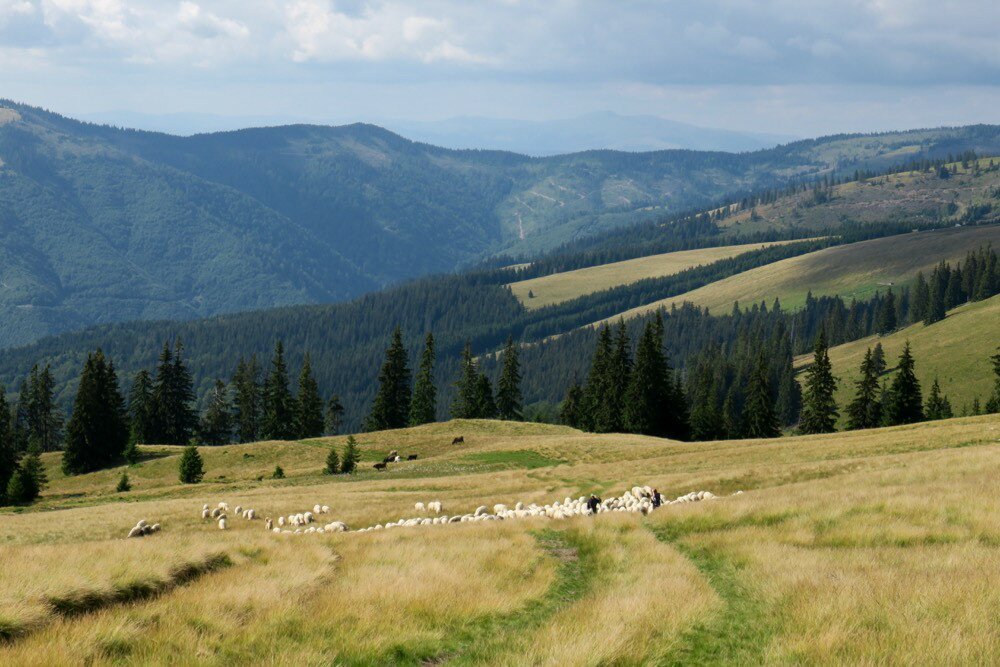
876, 290, 897, 334
870, 342, 887, 376
116, 470, 131, 493
232, 356, 263, 443
451, 342, 480, 420
262, 341, 296, 440
0, 386, 15, 504
178, 445, 204, 484
409, 333, 437, 425
474, 374, 497, 419
743, 354, 781, 438
340, 435, 360, 474
986, 348, 1000, 414
688, 363, 722, 441
127, 370, 155, 447
925, 378, 953, 420
846, 348, 882, 430
325, 395, 345, 435
295, 354, 325, 438
798, 330, 839, 434
606, 321, 632, 432
912, 272, 930, 323
882, 342, 924, 425
623, 318, 674, 436
324, 444, 340, 475
496, 336, 523, 421
6, 451, 44, 504
150, 341, 197, 445
24, 364, 63, 452
199, 379, 233, 445
366, 328, 412, 431
559, 380, 584, 428
583, 325, 616, 432
62, 350, 128, 475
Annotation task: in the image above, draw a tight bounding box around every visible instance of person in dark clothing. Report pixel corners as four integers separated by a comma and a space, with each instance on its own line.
652, 489, 662, 508
586, 494, 602, 514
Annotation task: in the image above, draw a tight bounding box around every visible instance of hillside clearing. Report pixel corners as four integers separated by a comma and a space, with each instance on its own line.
2, 416, 1000, 663
594, 224, 1000, 325
508, 240, 805, 309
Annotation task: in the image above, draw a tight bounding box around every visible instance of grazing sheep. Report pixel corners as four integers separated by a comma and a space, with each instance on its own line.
313, 504, 322, 515
202, 504, 209, 511
428, 501, 442, 513
211, 508, 222, 519
388, 450, 398, 458
407, 454, 418, 461
493, 504, 507, 514
265, 518, 273, 531
246, 509, 256, 520
393, 456, 401, 463
278, 516, 286, 527
218, 502, 229, 511
474, 506, 488, 517
373, 462, 387, 471
321, 505, 330, 514
451, 436, 464, 445
201, 509, 210, 520
326, 521, 348, 532
414, 502, 426, 512
303, 512, 314, 524
218, 518, 227, 530
235, 506, 243, 516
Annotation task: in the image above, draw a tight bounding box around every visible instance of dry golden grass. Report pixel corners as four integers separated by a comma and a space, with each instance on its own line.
507, 240, 803, 309
2, 415, 999, 664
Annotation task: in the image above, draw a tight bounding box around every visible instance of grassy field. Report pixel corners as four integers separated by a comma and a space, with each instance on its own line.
2, 415, 1000, 664
595, 224, 1000, 324
796, 293, 1000, 421
507, 240, 802, 309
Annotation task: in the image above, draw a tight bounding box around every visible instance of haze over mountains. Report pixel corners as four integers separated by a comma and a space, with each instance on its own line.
2, 99, 1000, 349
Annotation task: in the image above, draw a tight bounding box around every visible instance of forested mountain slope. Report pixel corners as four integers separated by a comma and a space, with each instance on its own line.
2, 99, 1000, 347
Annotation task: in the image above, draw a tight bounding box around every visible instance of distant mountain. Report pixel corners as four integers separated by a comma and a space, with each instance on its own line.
384, 112, 797, 155
2, 99, 1000, 348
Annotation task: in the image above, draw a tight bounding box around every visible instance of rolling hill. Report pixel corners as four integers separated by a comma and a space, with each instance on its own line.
2, 99, 1000, 347
2, 415, 1000, 663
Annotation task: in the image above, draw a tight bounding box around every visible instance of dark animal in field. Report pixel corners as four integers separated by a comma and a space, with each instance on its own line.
373, 462, 387, 471
452, 436, 464, 445
382, 456, 394, 464
407, 454, 418, 460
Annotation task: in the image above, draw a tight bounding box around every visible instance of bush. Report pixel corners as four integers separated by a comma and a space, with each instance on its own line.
178, 446, 204, 484
323, 446, 340, 475
272, 465, 285, 479
116, 471, 131, 493
123, 439, 139, 466
340, 436, 360, 474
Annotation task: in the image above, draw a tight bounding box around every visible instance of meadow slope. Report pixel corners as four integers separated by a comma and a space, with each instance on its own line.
2, 417, 1000, 664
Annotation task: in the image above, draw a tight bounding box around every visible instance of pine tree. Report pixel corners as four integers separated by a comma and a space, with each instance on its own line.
325, 395, 345, 435
24, 364, 63, 452
882, 342, 924, 425
912, 272, 930, 324
451, 342, 480, 420
127, 370, 155, 447
62, 350, 128, 475
323, 444, 340, 475
925, 266, 947, 325
583, 325, 618, 433
606, 321, 632, 432
116, 470, 131, 493
846, 348, 882, 430
474, 373, 497, 419
295, 354, 325, 438
340, 435, 360, 474
199, 379, 233, 445
232, 356, 263, 443
985, 348, 1000, 413
150, 341, 197, 445
925, 378, 953, 420
623, 318, 675, 436
496, 336, 523, 421
178, 446, 204, 484
0, 386, 14, 504
798, 330, 839, 434
366, 328, 412, 431
409, 333, 437, 425
262, 341, 296, 440
870, 342, 887, 376
559, 380, 584, 428
876, 290, 897, 334
743, 354, 780, 438
6, 451, 44, 504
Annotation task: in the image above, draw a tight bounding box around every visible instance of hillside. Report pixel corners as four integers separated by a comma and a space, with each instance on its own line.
2, 416, 1000, 663
596, 224, 1000, 323
2, 99, 1000, 347
798, 294, 1000, 419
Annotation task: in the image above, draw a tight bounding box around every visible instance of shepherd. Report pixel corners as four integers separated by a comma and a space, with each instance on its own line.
586, 494, 602, 514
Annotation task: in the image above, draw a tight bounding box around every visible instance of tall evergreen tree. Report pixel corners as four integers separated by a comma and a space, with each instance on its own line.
474, 373, 497, 419
496, 336, 523, 421
295, 354, 325, 438
743, 354, 781, 438
150, 341, 197, 444
409, 333, 437, 425
912, 272, 930, 324
340, 435, 360, 474
232, 355, 263, 443
451, 342, 480, 420
924, 378, 953, 420
62, 350, 128, 475
583, 325, 621, 433
178, 446, 204, 484
199, 379, 233, 445
0, 386, 15, 504
127, 370, 155, 446
882, 342, 924, 425
324, 444, 340, 475
559, 380, 584, 428
870, 342, 887, 376
262, 341, 297, 440
876, 290, 897, 334
6, 450, 45, 505
623, 318, 673, 436
366, 328, 412, 431
325, 395, 345, 435
846, 348, 882, 430
798, 330, 839, 434
24, 364, 63, 452
985, 348, 1000, 414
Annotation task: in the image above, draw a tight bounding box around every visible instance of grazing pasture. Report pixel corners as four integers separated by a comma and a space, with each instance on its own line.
1, 416, 999, 664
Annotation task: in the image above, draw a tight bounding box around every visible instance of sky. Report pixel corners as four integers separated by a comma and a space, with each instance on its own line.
1, 0, 999, 138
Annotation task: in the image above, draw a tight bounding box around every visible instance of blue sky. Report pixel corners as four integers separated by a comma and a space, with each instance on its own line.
1, 0, 998, 136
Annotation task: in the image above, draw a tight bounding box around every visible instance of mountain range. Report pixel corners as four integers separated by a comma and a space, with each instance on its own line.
2, 99, 1000, 348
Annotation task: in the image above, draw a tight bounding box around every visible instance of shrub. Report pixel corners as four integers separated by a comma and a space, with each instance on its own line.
340, 436, 360, 474
116, 471, 131, 493
272, 465, 285, 479
323, 446, 340, 475
178, 446, 204, 484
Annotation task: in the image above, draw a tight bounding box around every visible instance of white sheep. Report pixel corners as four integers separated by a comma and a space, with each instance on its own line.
493, 504, 507, 514
127, 526, 143, 538
265, 518, 273, 531
235, 505, 243, 516
278, 516, 286, 527
211, 508, 222, 519
414, 502, 426, 512
321, 505, 330, 514
246, 509, 256, 520
303, 511, 314, 524
218, 517, 228, 530
313, 504, 322, 515
201, 509, 210, 520
428, 501, 442, 513
474, 505, 488, 517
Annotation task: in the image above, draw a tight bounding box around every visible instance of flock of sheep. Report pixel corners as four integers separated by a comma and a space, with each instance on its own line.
125, 518, 162, 538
